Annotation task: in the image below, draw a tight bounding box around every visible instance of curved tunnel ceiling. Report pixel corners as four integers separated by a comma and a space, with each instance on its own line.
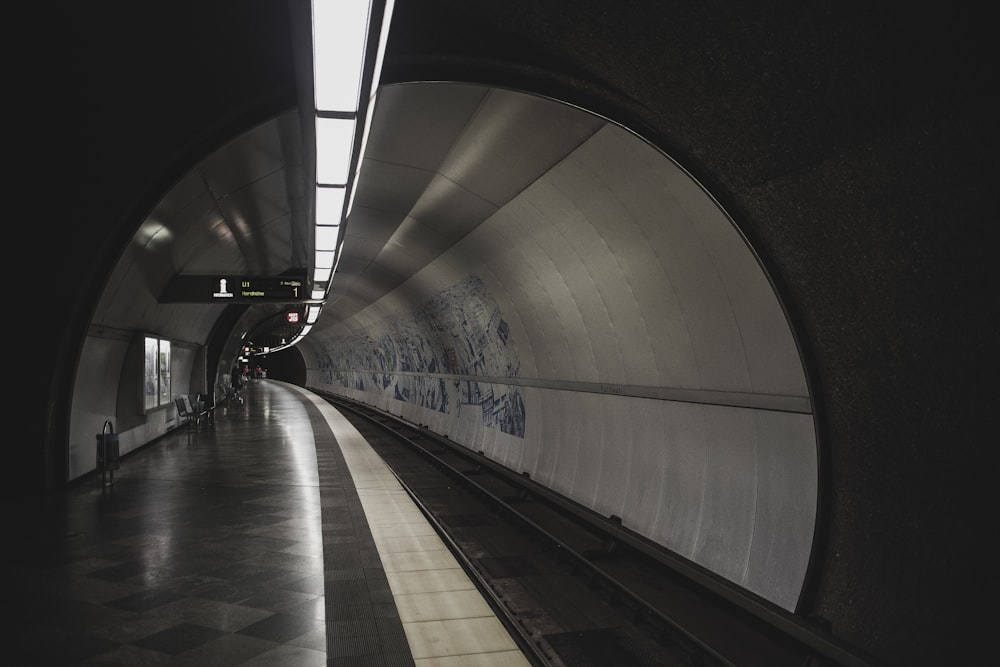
327, 83, 607, 324
104, 81, 811, 409
91, 109, 308, 345
320, 82, 810, 406
94, 80, 816, 610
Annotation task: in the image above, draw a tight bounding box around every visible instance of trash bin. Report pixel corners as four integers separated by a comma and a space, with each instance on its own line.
95, 420, 120, 486
95, 432, 120, 472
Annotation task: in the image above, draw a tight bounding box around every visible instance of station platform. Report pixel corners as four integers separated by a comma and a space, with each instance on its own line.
8, 380, 531, 666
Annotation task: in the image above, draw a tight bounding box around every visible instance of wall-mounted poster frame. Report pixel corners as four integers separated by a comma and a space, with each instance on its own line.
143, 335, 172, 411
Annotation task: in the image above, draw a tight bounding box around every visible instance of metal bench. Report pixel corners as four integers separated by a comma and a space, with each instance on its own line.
193, 393, 216, 428
175, 394, 214, 430
175, 396, 197, 430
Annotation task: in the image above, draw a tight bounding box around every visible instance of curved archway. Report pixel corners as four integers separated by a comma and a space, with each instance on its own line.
299, 82, 820, 611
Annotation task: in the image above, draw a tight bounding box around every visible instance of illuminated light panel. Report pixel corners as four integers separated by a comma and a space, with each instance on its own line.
315, 116, 356, 185
316, 186, 346, 226
301, 0, 395, 340
313, 266, 332, 283
311, 0, 371, 112
315, 250, 336, 269
315, 225, 340, 252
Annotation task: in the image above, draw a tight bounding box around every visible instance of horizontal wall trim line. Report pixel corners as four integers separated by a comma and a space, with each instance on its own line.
319, 368, 812, 414
86, 324, 205, 350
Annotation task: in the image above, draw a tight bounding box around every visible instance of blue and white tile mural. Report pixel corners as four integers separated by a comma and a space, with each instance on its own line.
317, 275, 526, 437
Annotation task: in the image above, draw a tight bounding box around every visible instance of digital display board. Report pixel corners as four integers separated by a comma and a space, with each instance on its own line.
160, 274, 308, 303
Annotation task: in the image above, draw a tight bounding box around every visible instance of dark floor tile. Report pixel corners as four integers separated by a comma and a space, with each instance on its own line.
107, 588, 185, 612
238, 612, 324, 643
173, 632, 278, 665
132, 621, 225, 655
211, 563, 302, 589
20, 628, 119, 664
245, 513, 291, 525
247, 550, 323, 573
242, 587, 318, 614
188, 601, 275, 632
283, 594, 327, 620
235, 643, 327, 667
89, 560, 149, 582
81, 642, 188, 665
282, 573, 326, 595
189, 578, 260, 604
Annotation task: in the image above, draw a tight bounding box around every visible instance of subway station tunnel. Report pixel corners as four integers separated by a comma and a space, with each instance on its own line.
18, 1, 996, 665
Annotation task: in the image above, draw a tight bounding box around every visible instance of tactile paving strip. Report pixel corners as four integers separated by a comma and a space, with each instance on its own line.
302, 399, 417, 667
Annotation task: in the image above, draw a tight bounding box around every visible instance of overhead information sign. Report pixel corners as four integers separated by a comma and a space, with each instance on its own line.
160, 274, 308, 303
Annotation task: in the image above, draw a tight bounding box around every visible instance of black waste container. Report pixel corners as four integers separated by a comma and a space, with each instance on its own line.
96, 432, 120, 472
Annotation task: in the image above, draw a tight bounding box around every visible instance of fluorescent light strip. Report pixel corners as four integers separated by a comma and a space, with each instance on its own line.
313, 266, 332, 283
316, 186, 346, 226
303, 0, 394, 341
311, 0, 371, 112
315, 116, 356, 185
315, 250, 336, 269
315, 225, 339, 252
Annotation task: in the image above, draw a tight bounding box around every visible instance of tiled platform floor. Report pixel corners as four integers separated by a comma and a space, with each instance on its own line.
9, 382, 330, 665
8, 380, 529, 666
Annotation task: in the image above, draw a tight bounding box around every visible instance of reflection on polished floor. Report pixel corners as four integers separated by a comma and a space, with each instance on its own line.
11, 380, 530, 666
8, 381, 393, 665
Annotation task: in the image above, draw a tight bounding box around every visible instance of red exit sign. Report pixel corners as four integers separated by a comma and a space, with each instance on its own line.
286, 312, 300, 324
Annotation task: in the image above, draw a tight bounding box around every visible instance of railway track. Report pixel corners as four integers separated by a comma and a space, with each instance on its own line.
321, 393, 876, 667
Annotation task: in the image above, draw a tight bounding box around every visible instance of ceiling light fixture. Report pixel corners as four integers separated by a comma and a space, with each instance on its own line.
299, 0, 395, 342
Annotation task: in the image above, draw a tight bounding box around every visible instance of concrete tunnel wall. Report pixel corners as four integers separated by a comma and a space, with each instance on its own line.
67, 200, 227, 481
301, 122, 818, 611
69, 332, 203, 480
